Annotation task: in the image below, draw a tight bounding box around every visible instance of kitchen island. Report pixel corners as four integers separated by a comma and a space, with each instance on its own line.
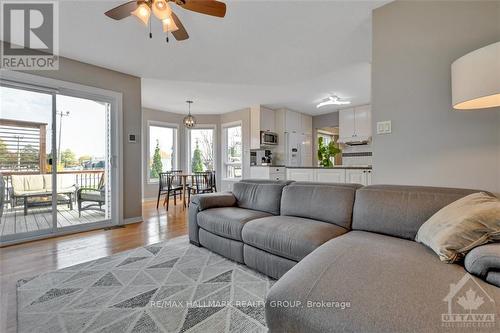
286, 166, 372, 185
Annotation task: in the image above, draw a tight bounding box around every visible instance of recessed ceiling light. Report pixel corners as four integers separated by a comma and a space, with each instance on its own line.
316, 95, 351, 108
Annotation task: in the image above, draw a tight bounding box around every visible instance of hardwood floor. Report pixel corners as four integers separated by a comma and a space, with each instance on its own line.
0, 199, 188, 333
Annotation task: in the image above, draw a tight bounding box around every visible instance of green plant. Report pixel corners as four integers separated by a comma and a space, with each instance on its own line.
317, 137, 341, 167
191, 141, 204, 172
150, 140, 163, 179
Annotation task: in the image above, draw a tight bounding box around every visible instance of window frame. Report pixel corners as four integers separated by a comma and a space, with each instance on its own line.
146, 120, 179, 184
186, 124, 217, 174
221, 121, 242, 180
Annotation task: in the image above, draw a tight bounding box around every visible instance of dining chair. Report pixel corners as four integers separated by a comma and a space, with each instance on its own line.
157, 170, 183, 210
186, 172, 214, 206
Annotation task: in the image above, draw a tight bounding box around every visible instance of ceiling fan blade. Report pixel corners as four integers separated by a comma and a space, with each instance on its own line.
177, 0, 226, 18
105, 1, 139, 20
171, 12, 189, 40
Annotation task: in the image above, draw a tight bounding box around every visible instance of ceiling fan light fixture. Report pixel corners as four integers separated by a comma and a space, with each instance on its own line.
131, 3, 151, 26
162, 16, 179, 32
152, 0, 172, 20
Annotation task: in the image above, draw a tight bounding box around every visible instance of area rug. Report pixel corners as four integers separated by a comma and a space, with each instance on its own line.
17, 236, 274, 332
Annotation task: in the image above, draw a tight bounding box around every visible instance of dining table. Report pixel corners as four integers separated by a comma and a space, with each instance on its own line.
177, 173, 195, 208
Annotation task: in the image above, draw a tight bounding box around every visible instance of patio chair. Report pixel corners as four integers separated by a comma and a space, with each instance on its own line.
186, 171, 214, 206
157, 171, 183, 210
77, 174, 105, 217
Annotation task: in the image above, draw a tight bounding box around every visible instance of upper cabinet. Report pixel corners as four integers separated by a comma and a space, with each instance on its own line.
250, 105, 276, 149
338, 104, 372, 144
285, 110, 301, 133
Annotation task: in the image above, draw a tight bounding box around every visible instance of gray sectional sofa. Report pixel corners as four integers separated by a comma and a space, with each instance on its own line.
189, 180, 500, 332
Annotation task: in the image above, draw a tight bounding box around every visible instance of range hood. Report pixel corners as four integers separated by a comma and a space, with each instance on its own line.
338, 136, 371, 146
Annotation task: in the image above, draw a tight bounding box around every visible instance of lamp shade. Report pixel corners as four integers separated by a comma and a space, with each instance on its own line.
451, 42, 500, 110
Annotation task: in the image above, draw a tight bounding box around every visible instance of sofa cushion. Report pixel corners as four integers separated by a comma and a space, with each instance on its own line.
191, 192, 236, 211
232, 181, 287, 215
242, 216, 348, 261
281, 183, 359, 229
352, 185, 481, 240
197, 207, 271, 241
266, 231, 500, 333
416, 192, 500, 263
465, 243, 500, 281
24, 175, 44, 191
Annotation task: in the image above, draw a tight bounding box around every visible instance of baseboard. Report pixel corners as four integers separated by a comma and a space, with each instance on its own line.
142, 197, 157, 203
122, 216, 144, 225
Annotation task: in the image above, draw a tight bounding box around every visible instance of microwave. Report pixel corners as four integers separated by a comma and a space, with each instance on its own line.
260, 131, 278, 146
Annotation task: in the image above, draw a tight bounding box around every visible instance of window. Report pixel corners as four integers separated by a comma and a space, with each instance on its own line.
223, 123, 242, 179
188, 127, 215, 173
148, 123, 177, 182
318, 133, 333, 146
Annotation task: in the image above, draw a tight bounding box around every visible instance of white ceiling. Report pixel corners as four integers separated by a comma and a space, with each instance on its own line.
57, 0, 388, 115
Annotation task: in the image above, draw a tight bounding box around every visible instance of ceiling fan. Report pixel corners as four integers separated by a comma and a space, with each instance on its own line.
104, 0, 226, 42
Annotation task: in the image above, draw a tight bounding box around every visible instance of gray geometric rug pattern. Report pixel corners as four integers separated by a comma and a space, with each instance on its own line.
17, 236, 274, 332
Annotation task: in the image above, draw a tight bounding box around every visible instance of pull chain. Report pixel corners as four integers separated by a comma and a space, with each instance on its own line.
149, 18, 152, 39
166, 25, 169, 43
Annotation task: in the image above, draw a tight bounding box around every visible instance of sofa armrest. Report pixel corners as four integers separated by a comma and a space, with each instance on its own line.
188, 192, 236, 246
190, 192, 236, 211
465, 243, 500, 287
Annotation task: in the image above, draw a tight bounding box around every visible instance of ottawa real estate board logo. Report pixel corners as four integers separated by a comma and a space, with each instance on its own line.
442, 273, 496, 329
1, 1, 59, 70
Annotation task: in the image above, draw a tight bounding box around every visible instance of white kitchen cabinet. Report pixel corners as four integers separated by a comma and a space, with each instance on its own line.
250, 166, 286, 180
316, 169, 346, 183
353, 104, 371, 138
339, 105, 372, 143
285, 110, 301, 133
250, 106, 276, 149
346, 169, 373, 186
286, 168, 372, 185
287, 168, 315, 182
301, 113, 312, 135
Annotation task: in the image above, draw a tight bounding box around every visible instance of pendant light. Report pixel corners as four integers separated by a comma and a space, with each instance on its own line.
183, 100, 196, 128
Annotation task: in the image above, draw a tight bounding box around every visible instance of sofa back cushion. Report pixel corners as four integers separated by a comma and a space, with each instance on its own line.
280, 183, 360, 229
352, 185, 482, 240
24, 175, 44, 191
233, 181, 287, 215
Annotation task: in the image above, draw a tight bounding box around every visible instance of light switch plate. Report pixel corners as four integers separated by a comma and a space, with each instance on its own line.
376, 121, 392, 134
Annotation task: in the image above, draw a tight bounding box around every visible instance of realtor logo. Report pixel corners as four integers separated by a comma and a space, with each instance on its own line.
1, 1, 59, 70
442, 273, 496, 329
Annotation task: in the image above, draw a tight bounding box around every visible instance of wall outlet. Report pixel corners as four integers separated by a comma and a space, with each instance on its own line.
376, 121, 392, 134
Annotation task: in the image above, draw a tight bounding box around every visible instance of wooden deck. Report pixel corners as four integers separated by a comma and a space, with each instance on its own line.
0, 204, 106, 237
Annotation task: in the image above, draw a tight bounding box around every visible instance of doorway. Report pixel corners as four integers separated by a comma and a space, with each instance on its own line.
0, 74, 121, 245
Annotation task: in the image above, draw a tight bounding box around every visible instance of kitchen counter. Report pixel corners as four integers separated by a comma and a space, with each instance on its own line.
250, 165, 286, 167
286, 165, 372, 170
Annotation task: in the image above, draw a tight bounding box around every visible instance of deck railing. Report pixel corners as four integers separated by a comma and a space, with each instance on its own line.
0, 170, 104, 205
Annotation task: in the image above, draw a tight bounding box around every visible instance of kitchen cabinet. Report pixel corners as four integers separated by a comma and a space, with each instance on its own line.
285, 110, 301, 133
301, 113, 312, 135
339, 104, 372, 143
287, 168, 372, 185
316, 169, 346, 183
250, 106, 276, 149
286, 168, 315, 182
250, 166, 286, 181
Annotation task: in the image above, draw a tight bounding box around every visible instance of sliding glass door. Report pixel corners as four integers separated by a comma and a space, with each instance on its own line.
0, 85, 55, 239
0, 80, 117, 244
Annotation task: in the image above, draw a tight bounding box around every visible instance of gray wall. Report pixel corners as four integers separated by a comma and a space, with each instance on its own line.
142, 108, 221, 199
25, 55, 143, 219
372, 0, 500, 193
312, 112, 340, 165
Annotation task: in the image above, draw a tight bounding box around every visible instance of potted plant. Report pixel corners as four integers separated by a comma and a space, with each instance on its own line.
317, 137, 341, 167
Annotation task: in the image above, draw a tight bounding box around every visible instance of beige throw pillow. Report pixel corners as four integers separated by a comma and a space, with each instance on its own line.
416, 192, 500, 263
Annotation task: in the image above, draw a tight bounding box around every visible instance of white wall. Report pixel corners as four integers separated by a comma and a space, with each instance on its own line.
372, 0, 500, 193
141, 108, 221, 200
